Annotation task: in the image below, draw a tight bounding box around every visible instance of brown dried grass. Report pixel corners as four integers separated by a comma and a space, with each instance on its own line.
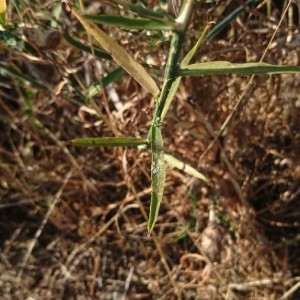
1, 1, 300, 299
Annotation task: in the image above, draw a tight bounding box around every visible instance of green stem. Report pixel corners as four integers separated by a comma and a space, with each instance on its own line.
154, 32, 183, 125
152, 0, 195, 127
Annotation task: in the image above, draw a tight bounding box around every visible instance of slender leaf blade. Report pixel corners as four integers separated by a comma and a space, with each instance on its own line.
0, 63, 48, 89
148, 125, 166, 235
84, 15, 172, 30
64, 33, 112, 60
160, 22, 213, 121
71, 137, 148, 147
179, 62, 300, 76
181, 22, 213, 66
206, 0, 259, 40
110, 0, 175, 24
160, 77, 181, 122
85, 67, 123, 99
70, 6, 159, 97
164, 153, 207, 182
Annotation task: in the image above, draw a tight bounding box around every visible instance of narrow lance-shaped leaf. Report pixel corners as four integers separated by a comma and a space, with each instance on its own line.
206, 0, 259, 40
0, 63, 48, 89
85, 67, 123, 99
110, 0, 175, 25
164, 153, 207, 182
83, 15, 173, 30
179, 61, 300, 77
160, 22, 213, 122
64, 33, 112, 60
148, 125, 166, 235
69, 6, 159, 97
71, 137, 148, 147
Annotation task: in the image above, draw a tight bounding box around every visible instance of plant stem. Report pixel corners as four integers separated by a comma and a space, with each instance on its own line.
152, 0, 195, 127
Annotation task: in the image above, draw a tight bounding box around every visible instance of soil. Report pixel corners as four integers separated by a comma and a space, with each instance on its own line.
1, 1, 300, 299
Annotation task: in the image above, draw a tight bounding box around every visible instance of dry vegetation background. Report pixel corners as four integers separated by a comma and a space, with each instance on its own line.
1, 0, 300, 299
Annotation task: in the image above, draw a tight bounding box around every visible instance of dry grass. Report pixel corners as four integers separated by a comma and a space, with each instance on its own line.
1, 1, 300, 299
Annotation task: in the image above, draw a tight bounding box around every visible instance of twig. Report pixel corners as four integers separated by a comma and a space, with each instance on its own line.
229, 277, 281, 292
280, 278, 300, 299
121, 266, 134, 300
17, 170, 73, 281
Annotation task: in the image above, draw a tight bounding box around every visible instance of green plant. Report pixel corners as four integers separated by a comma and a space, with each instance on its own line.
63, 0, 300, 235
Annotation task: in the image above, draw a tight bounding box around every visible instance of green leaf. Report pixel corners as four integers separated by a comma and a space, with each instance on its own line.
160, 22, 213, 121
110, 0, 175, 24
63, 33, 112, 60
85, 67, 123, 99
164, 153, 207, 182
206, 0, 259, 40
148, 125, 166, 235
84, 15, 172, 30
71, 137, 148, 147
178, 61, 300, 77
0, 63, 48, 89
180, 23, 212, 66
